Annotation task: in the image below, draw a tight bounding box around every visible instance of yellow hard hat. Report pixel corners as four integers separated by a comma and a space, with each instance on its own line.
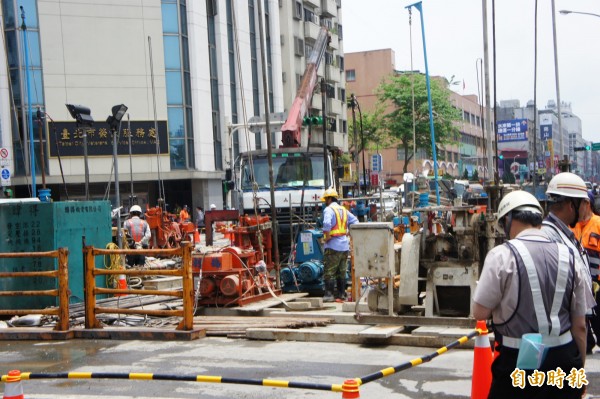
320, 187, 339, 201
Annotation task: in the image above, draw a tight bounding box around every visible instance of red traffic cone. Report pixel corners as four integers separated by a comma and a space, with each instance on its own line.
471, 320, 493, 399
341, 379, 360, 398
115, 274, 127, 297
3, 370, 24, 399
194, 229, 200, 244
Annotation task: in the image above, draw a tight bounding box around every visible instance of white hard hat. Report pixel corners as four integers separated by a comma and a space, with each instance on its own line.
130, 205, 142, 214
210, 204, 217, 209
546, 172, 588, 200
497, 190, 543, 220
320, 187, 339, 201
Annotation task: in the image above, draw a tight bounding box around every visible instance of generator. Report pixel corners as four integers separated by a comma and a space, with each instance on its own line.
350, 205, 500, 318
281, 229, 326, 294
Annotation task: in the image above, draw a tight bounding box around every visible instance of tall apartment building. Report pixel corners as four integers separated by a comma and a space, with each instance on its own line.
345, 48, 489, 186
278, 0, 347, 150
0, 0, 347, 209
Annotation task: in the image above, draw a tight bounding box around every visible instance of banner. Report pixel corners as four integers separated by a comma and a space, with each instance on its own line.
497, 119, 528, 142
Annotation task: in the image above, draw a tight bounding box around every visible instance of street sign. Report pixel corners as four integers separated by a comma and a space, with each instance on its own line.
1, 167, 10, 187
0, 148, 8, 158
541, 125, 552, 140
371, 154, 382, 172
593, 142, 600, 151
537, 168, 546, 175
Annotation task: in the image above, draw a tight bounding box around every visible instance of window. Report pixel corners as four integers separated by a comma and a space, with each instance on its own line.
162, 3, 179, 33
397, 147, 427, 160
294, 37, 305, 56
346, 69, 356, 82
338, 87, 346, 102
293, 1, 302, 19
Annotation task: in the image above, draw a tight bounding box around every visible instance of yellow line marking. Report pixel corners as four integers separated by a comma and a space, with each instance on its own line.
68, 372, 92, 379
262, 379, 289, 388
437, 347, 448, 355
196, 376, 222, 383
381, 367, 396, 377
410, 358, 423, 366
129, 373, 153, 380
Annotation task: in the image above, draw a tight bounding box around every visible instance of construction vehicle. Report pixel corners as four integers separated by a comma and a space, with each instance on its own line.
233, 27, 334, 256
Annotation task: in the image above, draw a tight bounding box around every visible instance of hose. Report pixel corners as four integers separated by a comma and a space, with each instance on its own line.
104, 242, 124, 288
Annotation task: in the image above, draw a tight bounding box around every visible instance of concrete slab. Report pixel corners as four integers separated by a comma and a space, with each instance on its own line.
342, 301, 370, 313
285, 301, 312, 310
358, 325, 405, 338
411, 326, 444, 336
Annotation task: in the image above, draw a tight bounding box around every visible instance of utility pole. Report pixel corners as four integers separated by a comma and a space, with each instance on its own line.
482, 0, 494, 184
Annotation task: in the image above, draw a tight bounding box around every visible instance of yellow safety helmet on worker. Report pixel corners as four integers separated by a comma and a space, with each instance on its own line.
320, 187, 339, 201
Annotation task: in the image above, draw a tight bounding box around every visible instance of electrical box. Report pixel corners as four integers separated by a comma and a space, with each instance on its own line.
349, 222, 395, 278
0, 200, 111, 310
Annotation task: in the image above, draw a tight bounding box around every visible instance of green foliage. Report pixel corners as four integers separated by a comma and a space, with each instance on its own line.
472, 169, 479, 181
348, 106, 391, 153
375, 73, 461, 173
443, 173, 453, 180
502, 170, 516, 184
462, 169, 469, 179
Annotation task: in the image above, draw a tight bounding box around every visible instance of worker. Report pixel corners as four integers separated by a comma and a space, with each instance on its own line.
321, 187, 358, 302
571, 189, 600, 354
473, 190, 589, 398
123, 205, 151, 267
179, 205, 191, 222
542, 172, 597, 351
210, 203, 217, 211
196, 206, 205, 232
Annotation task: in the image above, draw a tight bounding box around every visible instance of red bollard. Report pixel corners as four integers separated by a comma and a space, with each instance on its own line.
3, 370, 24, 399
341, 379, 360, 398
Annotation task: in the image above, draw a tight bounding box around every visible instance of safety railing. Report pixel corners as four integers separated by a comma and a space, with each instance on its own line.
83, 242, 194, 331
0, 248, 70, 331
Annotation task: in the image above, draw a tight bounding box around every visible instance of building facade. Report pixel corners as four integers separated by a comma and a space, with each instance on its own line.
345, 48, 490, 187
0, 0, 347, 210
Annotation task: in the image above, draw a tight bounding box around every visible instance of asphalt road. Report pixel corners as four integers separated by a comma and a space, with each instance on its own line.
1, 337, 599, 398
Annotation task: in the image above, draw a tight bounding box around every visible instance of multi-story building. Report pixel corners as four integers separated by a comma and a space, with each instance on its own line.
345, 48, 489, 186
0, 0, 347, 210
278, 0, 347, 150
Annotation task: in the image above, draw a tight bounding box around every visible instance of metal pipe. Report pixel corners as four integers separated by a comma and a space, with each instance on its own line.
482, 1, 494, 184
551, 0, 564, 165
20, 6, 36, 198
406, 2, 440, 206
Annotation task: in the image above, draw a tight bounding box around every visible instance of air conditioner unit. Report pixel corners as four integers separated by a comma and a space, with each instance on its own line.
294, 37, 305, 57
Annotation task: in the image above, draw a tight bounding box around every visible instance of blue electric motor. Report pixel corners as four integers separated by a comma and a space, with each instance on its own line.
298, 260, 324, 283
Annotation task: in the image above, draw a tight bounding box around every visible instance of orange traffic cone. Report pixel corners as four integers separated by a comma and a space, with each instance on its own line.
194, 229, 200, 244
115, 274, 127, 297
341, 379, 360, 398
471, 320, 493, 399
3, 370, 24, 399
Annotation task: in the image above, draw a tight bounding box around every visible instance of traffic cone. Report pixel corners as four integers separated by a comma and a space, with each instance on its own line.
194, 229, 200, 244
471, 320, 493, 399
341, 379, 360, 398
3, 370, 24, 399
116, 274, 127, 297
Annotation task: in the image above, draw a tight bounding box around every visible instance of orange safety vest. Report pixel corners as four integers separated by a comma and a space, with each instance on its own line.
125, 217, 148, 243
329, 203, 349, 237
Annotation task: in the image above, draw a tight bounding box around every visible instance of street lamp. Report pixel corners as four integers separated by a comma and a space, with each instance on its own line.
66, 104, 94, 200
560, 9, 600, 18
106, 104, 128, 249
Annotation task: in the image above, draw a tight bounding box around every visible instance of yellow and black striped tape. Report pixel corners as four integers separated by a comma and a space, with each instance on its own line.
2, 328, 482, 392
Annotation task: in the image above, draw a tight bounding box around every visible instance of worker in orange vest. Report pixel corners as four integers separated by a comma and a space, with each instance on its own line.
124, 205, 151, 266
179, 205, 191, 222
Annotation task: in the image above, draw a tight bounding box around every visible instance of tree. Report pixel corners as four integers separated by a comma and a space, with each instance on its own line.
348, 105, 390, 155
462, 169, 469, 179
472, 169, 479, 181
376, 73, 461, 173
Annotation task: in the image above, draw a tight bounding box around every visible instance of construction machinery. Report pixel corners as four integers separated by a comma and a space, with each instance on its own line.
233, 27, 334, 256
350, 204, 501, 318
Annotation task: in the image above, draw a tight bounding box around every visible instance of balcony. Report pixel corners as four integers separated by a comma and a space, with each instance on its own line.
328, 31, 339, 50
304, 21, 321, 41
303, 0, 320, 9
327, 98, 342, 115
326, 64, 341, 82
321, 0, 337, 17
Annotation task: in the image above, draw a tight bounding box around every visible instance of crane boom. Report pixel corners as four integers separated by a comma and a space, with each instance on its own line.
281, 27, 330, 148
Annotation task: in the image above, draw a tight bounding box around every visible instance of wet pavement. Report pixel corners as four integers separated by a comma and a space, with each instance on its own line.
1, 337, 599, 398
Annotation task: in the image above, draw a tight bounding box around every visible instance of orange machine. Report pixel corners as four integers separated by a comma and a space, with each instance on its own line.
193, 214, 278, 306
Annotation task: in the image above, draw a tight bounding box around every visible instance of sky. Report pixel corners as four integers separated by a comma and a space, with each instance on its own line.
342, 0, 600, 143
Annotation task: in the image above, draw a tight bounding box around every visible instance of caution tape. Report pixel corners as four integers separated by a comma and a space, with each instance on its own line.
1, 371, 343, 393
1, 328, 483, 394
357, 328, 482, 385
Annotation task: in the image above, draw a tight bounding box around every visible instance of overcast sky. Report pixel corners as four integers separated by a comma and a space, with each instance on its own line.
342, 0, 600, 143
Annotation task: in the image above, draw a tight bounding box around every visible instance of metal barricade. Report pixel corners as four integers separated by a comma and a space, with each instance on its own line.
83, 242, 194, 331
0, 248, 70, 331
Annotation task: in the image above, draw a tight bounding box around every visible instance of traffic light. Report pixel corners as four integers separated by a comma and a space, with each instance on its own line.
302, 115, 323, 126
574, 146, 591, 152
498, 154, 504, 160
